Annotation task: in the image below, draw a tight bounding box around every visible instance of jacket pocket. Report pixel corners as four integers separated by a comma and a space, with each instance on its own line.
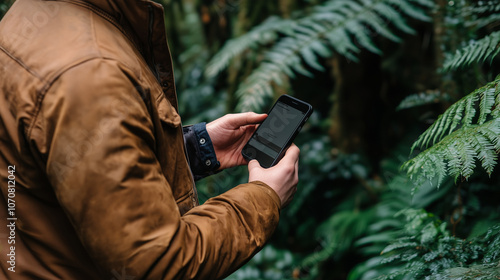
156, 95, 181, 128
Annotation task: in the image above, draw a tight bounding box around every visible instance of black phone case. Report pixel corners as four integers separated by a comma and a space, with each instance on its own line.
241, 95, 313, 168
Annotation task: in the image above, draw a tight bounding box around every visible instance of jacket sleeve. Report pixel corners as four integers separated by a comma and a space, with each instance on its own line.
37, 59, 281, 279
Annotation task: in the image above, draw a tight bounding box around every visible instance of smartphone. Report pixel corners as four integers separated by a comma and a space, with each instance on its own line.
241, 94, 313, 168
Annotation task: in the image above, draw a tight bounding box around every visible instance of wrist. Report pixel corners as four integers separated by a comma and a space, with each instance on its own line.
183, 123, 221, 180
248, 181, 282, 209
192, 123, 220, 171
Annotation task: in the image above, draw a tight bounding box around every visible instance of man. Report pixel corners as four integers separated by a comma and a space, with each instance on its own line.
0, 0, 299, 279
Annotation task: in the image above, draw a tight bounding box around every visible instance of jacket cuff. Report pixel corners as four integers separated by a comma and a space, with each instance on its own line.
183, 123, 221, 180
249, 181, 282, 210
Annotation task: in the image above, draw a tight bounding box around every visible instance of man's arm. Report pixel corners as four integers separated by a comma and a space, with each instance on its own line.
37, 59, 285, 279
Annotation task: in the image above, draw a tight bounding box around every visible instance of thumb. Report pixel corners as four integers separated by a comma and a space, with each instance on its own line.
248, 159, 262, 172
248, 159, 265, 183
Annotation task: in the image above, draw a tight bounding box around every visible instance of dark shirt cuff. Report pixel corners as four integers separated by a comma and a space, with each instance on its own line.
183, 123, 221, 181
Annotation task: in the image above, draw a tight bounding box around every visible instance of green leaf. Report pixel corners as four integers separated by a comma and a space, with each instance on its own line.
443, 31, 500, 71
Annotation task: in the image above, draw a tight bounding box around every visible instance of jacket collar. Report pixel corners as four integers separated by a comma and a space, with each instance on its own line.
60, 0, 177, 104
82, 0, 161, 53
62, 0, 168, 74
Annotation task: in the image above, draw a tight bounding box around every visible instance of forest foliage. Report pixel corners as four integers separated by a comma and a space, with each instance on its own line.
1, 0, 499, 279
172, 0, 500, 279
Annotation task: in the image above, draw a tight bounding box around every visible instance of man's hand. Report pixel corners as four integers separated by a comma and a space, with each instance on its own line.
248, 144, 300, 208
206, 112, 267, 170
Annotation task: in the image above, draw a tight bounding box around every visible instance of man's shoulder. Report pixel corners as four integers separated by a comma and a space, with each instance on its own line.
0, 0, 147, 135
0, 0, 143, 86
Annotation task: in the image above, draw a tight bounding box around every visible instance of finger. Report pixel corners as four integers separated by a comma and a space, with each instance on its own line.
278, 144, 300, 166
273, 147, 299, 173
248, 159, 262, 170
246, 112, 267, 125
294, 155, 299, 172
242, 123, 258, 133
229, 112, 267, 128
294, 157, 299, 183
240, 124, 259, 139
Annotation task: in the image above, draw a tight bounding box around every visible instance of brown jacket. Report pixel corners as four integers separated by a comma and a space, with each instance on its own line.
0, 0, 281, 279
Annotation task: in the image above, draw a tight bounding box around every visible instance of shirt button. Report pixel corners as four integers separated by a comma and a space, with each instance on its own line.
205, 159, 211, 166
199, 138, 206, 145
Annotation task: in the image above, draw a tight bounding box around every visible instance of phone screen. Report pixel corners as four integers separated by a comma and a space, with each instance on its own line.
246, 101, 305, 160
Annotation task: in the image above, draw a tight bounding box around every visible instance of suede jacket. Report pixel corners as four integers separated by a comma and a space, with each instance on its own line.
0, 0, 281, 279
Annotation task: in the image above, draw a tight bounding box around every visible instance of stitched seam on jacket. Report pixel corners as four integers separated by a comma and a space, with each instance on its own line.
25, 1, 146, 139
44, 0, 143, 54
52, 0, 159, 98
0, 45, 45, 82
27, 57, 147, 141
175, 189, 194, 204
90, 11, 102, 58
27, 57, 103, 139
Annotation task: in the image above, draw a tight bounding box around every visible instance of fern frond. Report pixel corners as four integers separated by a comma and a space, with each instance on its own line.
386, 0, 434, 21
493, 82, 500, 118
404, 118, 500, 184
427, 264, 500, 280
412, 76, 500, 151
204, 17, 294, 78
377, 222, 500, 280
462, 1, 500, 28
404, 147, 447, 186
236, 27, 331, 111
301, 209, 375, 271
396, 90, 447, 111
462, 93, 478, 126
471, 1, 500, 13
478, 87, 496, 125
443, 31, 500, 71
405, 76, 500, 184
471, 132, 497, 175
474, 14, 500, 29
232, 0, 433, 111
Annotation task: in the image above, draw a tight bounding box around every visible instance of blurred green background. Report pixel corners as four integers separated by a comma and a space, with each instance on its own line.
2, 0, 500, 279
